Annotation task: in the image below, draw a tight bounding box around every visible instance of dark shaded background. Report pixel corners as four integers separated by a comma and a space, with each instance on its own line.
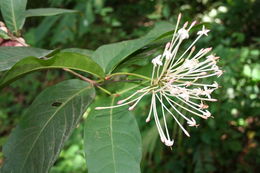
0, 0, 259, 172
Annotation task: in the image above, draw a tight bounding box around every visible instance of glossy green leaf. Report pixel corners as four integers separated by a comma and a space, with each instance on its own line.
84, 96, 142, 173
0, 0, 27, 34
25, 8, 78, 17
1, 79, 95, 173
0, 47, 54, 71
93, 21, 174, 73
0, 52, 105, 88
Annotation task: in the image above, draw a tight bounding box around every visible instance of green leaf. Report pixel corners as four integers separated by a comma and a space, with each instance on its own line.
61, 48, 94, 57
0, 52, 105, 88
252, 64, 260, 81
93, 21, 174, 73
0, 0, 27, 34
0, 29, 10, 39
84, 96, 142, 173
30, 16, 60, 46
0, 47, 54, 71
1, 79, 95, 173
243, 64, 260, 82
25, 8, 78, 17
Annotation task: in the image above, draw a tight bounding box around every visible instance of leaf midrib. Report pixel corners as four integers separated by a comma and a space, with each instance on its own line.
109, 97, 117, 173
10, 0, 18, 32
1, 65, 103, 88
21, 85, 91, 171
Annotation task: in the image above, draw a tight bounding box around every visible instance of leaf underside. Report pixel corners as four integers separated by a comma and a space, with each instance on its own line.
0, 52, 105, 88
0, 47, 54, 71
1, 79, 95, 173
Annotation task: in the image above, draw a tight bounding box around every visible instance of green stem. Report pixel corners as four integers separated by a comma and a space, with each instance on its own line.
107, 72, 151, 81
96, 86, 113, 96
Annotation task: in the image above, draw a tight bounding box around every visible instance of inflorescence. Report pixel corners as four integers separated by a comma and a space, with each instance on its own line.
96, 14, 223, 147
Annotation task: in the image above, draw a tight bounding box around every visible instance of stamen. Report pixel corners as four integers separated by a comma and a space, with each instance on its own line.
188, 20, 197, 31
118, 86, 150, 104
159, 93, 171, 140
163, 95, 196, 124
152, 93, 167, 143
170, 13, 182, 45
183, 21, 189, 28
128, 91, 149, 110
95, 93, 146, 110
156, 94, 190, 137
162, 92, 208, 119
170, 35, 202, 69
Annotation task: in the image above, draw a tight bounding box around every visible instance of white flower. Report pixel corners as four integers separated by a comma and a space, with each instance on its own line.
187, 117, 198, 127
152, 55, 163, 66
203, 86, 214, 98
216, 70, 223, 77
169, 87, 180, 95
179, 92, 190, 101
178, 28, 189, 40
212, 81, 219, 88
197, 25, 210, 36
96, 14, 222, 147
183, 59, 199, 69
165, 139, 174, 146
203, 110, 212, 118
163, 42, 172, 60
199, 102, 209, 109
185, 81, 192, 87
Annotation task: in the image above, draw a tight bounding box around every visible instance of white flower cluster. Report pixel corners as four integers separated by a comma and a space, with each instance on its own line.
96, 14, 222, 147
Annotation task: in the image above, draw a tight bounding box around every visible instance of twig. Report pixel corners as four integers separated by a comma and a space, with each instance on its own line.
63, 68, 97, 85
64, 68, 114, 96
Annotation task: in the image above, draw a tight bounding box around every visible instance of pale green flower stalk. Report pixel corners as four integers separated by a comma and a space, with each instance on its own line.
96, 14, 222, 147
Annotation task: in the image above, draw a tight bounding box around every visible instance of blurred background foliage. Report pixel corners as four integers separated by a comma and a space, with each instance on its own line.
1, 0, 260, 172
